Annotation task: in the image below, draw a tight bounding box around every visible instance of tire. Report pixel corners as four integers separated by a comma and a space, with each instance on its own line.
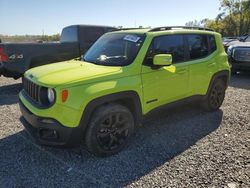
85, 103, 134, 157
202, 79, 226, 112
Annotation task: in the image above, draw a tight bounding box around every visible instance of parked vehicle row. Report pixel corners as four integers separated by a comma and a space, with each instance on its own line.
226, 34, 250, 74
18, 26, 230, 157
222, 33, 250, 51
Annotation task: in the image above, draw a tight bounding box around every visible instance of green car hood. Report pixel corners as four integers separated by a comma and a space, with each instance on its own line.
25, 60, 122, 86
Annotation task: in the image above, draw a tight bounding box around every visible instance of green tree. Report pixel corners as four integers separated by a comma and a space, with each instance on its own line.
185, 20, 203, 27
218, 0, 250, 35
186, 0, 250, 36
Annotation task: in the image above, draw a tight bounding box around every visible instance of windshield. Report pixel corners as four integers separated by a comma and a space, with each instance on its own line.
83, 33, 145, 66
245, 35, 250, 42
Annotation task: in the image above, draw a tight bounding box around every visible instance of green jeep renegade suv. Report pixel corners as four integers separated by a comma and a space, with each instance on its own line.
19, 26, 230, 157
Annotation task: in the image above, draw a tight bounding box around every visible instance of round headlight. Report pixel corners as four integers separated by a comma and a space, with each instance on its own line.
47, 88, 55, 104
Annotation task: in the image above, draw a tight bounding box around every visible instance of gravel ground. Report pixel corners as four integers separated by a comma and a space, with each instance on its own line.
0, 74, 249, 188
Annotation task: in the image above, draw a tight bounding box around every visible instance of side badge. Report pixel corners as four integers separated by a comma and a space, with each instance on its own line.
9, 54, 23, 60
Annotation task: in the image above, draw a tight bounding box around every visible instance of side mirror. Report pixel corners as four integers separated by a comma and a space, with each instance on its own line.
153, 54, 172, 66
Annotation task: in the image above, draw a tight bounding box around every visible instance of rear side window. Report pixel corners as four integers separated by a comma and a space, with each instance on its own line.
208, 35, 217, 52
187, 34, 209, 60
150, 35, 185, 63
144, 33, 217, 65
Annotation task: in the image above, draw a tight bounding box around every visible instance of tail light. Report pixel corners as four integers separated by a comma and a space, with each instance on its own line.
0, 47, 8, 62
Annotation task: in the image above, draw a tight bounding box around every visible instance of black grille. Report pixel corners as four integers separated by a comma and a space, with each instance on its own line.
22, 77, 40, 103
233, 48, 250, 62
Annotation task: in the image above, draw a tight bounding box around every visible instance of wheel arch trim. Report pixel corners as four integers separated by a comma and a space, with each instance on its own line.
206, 70, 230, 97
78, 90, 143, 134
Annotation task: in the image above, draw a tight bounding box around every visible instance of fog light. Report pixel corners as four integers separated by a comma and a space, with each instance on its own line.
39, 129, 58, 139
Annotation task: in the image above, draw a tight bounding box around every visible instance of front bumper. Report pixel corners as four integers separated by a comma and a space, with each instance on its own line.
0, 62, 22, 78
19, 101, 83, 147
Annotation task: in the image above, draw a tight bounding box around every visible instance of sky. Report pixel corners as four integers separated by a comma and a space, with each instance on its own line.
0, 0, 221, 35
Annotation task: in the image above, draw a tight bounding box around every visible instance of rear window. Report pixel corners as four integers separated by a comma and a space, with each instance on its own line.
60, 26, 78, 42
81, 27, 108, 43
245, 35, 250, 42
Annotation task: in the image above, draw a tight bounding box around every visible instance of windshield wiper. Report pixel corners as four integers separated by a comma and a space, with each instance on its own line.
83, 59, 100, 65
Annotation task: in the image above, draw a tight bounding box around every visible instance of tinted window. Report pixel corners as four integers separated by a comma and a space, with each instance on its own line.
187, 35, 209, 60
81, 27, 106, 43
245, 35, 250, 42
147, 35, 185, 63
208, 35, 217, 52
60, 26, 78, 42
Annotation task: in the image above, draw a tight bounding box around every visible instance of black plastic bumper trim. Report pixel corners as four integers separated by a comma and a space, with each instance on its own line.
19, 100, 83, 147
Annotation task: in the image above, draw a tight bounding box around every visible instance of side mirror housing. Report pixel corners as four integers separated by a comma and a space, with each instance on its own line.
153, 54, 172, 66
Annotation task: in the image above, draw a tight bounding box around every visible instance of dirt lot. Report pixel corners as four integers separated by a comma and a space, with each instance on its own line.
0, 75, 249, 188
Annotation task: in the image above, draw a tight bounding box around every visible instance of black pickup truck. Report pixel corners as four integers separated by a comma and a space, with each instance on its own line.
0, 25, 116, 79
226, 34, 250, 73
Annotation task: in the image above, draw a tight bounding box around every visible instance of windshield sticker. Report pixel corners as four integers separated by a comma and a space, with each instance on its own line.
123, 35, 140, 43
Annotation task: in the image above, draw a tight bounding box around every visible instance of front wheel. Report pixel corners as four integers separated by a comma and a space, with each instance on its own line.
201, 79, 226, 112
85, 103, 134, 157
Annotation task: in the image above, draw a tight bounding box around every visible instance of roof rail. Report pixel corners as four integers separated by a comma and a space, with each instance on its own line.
148, 26, 214, 32
115, 27, 143, 31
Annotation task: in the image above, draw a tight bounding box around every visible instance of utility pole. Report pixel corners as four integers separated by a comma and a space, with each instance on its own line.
42, 29, 45, 41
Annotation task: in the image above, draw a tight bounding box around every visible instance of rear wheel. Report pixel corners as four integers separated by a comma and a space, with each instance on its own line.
202, 79, 226, 111
85, 103, 134, 157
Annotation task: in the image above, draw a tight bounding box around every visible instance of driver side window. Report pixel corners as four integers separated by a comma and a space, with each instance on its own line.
144, 35, 185, 65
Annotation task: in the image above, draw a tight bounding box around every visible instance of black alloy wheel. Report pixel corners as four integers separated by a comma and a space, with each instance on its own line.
209, 82, 225, 109
96, 113, 131, 151
85, 103, 134, 157
202, 79, 226, 111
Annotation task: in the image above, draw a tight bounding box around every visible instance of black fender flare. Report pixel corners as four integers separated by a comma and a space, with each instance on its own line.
205, 70, 230, 98
78, 90, 143, 135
